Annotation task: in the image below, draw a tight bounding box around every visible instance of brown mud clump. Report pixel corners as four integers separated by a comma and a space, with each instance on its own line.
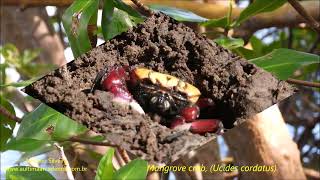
24, 13, 295, 164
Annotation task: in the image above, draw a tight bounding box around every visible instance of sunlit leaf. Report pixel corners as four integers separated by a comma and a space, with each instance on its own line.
16, 104, 87, 141
249, 48, 320, 80
62, 0, 99, 57
233, 47, 257, 59
250, 36, 264, 55
0, 96, 16, 151
200, 17, 228, 28
214, 37, 244, 50
102, 0, 144, 40
6, 166, 55, 180
21, 49, 41, 65
95, 148, 115, 180
149, 5, 208, 22
16, 144, 58, 163
235, 0, 287, 26
4, 138, 51, 152
102, 0, 115, 40
113, 0, 142, 18
0, 77, 40, 88
114, 159, 148, 180
102, 8, 141, 40
0, 44, 19, 65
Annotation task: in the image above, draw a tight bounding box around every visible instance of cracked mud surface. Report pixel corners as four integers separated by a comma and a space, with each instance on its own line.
24, 13, 295, 164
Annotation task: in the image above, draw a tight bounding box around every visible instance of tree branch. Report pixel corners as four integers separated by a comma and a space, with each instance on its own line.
287, 0, 320, 33
66, 137, 119, 147
2, 0, 319, 41
0, 105, 22, 123
304, 167, 320, 179
2, 1, 319, 41
130, 0, 153, 16
117, 147, 130, 164
286, 78, 320, 88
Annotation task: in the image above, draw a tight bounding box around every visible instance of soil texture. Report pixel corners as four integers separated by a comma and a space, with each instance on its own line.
24, 13, 295, 164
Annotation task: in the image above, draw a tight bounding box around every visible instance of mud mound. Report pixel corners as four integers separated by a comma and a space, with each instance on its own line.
24, 13, 294, 164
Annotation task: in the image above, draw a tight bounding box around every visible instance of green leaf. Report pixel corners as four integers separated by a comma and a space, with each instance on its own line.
62, 0, 99, 58
113, 0, 142, 18
149, 5, 208, 22
102, 0, 144, 40
21, 49, 41, 65
102, 8, 142, 40
227, 0, 233, 26
214, 37, 244, 50
114, 159, 148, 180
0, 44, 19, 65
200, 16, 228, 28
233, 47, 257, 59
16, 104, 87, 141
249, 48, 320, 80
0, 77, 40, 88
0, 96, 16, 151
250, 36, 264, 55
6, 166, 55, 180
4, 138, 51, 152
17, 144, 57, 163
95, 148, 115, 180
102, 0, 115, 40
235, 0, 287, 26
0, 126, 12, 151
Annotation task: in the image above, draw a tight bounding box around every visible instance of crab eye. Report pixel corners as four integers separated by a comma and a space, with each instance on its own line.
164, 100, 171, 110
149, 96, 171, 112
150, 96, 158, 104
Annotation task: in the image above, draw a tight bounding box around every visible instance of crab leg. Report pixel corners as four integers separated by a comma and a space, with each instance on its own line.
196, 98, 215, 109
98, 66, 144, 114
190, 119, 223, 134
101, 67, 132, 101
180, 106, 200, 122
171, 117, 223, 134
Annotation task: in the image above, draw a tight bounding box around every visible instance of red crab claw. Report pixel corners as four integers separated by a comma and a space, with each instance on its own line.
190, 119, 223, 134
196, 98, 215, 109
93, 66, 144, 114
171, 117, 224, 135
180, 106, 200, 122
101, 66, 132, 101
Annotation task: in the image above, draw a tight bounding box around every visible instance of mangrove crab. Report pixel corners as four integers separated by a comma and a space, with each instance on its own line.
91, 66, 224, 134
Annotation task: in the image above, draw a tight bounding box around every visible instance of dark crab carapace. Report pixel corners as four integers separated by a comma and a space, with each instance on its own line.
91, 66, 223, 134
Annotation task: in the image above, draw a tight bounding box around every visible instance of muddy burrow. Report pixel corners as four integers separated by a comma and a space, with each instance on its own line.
24, 13, 295, 164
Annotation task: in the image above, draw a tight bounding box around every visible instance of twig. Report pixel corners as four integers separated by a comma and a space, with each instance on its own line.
0, 105, 22, 123
117, 147, 130, 164
287, 0, 320, 33
114, 149, 126, 167
54, 143, 75, 180
66, 137, 131, 167
66, 137, 118, 147
130, 0, 153, 16
308, 34, 320, 53
286, 78, 320, 88
304, 167, 320, 179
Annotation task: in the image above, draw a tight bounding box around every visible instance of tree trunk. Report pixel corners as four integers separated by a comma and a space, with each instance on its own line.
0, 6, 66, 66
224, 105, 306, 180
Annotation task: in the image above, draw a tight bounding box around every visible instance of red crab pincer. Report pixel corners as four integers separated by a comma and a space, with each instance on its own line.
91, 66, 224, 134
